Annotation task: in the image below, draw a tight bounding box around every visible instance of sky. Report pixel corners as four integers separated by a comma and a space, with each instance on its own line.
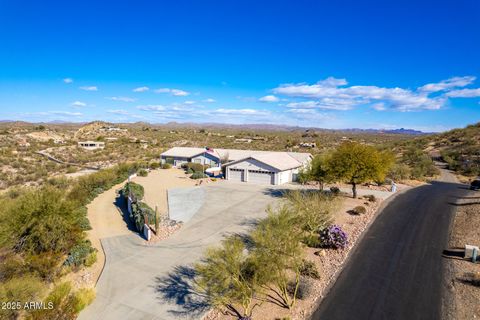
0, 0, 479, 132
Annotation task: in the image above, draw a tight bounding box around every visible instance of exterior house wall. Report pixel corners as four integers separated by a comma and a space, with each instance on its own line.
226, 158, 279, 184
190, 153, 220, 166
161, 156, 189, 167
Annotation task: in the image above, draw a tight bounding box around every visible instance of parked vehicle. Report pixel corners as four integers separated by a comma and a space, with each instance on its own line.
470, 180, 480, 190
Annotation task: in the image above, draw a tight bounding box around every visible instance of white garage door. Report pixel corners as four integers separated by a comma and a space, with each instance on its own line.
248, 170, 274, 185
228, 168, 245, 182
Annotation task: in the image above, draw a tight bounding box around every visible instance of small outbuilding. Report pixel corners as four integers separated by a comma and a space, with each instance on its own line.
78, 141, 105, 150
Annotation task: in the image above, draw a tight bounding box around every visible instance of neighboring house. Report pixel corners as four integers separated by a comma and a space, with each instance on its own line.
78, 141, 105, 150
160, 147, 312, 185
299, 142, 316, 148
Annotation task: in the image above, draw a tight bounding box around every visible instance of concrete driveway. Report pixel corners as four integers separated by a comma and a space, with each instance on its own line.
79, 182, 285, 320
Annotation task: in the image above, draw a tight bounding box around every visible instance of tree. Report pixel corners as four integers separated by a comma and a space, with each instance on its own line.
328, 142, 394, 198
309, 154, 333, 190
251, 206, 304, 309
194, 236, 261, 319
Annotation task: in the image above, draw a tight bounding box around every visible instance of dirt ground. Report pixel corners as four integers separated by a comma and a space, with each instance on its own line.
205, 185, 410, 320
131, 168, 197, 215
444, 196, 480, 320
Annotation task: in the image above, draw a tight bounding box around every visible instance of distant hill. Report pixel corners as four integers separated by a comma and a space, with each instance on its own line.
0, 119, 428, 135
428, 122, 480, 176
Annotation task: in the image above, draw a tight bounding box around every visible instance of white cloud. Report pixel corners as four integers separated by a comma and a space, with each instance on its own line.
50, 111, 83, 116
71, 101, 87, 107
155, 88, 190, 96
273, 77, 447, 112
184, 100, 196, 105
215, 108, 270, 116
137, 105, 166, 111
133, 86, 149, 92
106, 96, 136, 102
63, 78, 73, 84
286, 99, 356, 111
371, 103, 386, 111
259, 95, 280, 103
445, 88, 480, 98
203, 98, 216, 103
107, 109, 130, 115
418, 76, 476, 93
79, 86, 98, 91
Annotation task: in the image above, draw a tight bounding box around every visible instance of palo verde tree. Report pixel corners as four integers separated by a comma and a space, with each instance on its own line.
328, 142, 394, 198
194, 236, 261, 319
250, 206, 304, 309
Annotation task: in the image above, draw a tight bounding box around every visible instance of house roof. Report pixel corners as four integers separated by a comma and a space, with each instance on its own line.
161, 147, 311, 171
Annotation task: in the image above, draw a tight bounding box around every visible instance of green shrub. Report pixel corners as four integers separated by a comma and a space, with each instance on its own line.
137, 169, 148, 177
329, 186, 340, 195
184, 162, 206, 173
84, 251, 97, 267
149, 162, 160, 170
73, 288, 96, 313
302, 234, 322, 248
161, 163, 172, 169
64, 240, 95, 268
0, 275, 45, 319
27, 252, 63, 281
365, 195, 376, 202
352, 206, 367, 215
191, 172, 207, 179
187, 168, 194, 174
299, 259, 320, 279
122, 182, 144, 200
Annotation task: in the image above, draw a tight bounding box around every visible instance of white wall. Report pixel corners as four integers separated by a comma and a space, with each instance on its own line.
191, 153, 220, 166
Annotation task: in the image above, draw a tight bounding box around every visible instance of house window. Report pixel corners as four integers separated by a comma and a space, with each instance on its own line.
193, 159, 202, 164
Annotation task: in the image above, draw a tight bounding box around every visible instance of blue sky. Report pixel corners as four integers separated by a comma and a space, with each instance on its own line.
0, 0, 479, 132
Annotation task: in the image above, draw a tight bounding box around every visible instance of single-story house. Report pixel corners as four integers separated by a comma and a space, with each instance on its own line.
78, 141, 105, 150
160, 147, 312, 185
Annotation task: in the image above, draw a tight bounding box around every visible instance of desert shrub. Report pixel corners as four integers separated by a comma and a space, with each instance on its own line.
122, 182, 144, 200
329, 186, 340, 195
302, 234, 322, 248
287, 277, 313, 300
137, 169, 148, 177
84, 251, 97, 267
150, 162, 160, 170
285, 190, 338, 236
160, 163, 171, 169
78, 216, 91, 231
26, 252, 63, 281
365, 195, 376, 202
72, 288, 96, 313
388, 163, 411, 181
29, 282, 76, 320
130, 201, 155, 231
64, 240, 95, 268
187, 168, 194, 174
0, 275, 45, 319
191, 172, 207, 179
352, 206, 367, 215
319, 225, 348, 249
299, 259, 320, 279
184, 162, 206, 173
0, 186, 82, 255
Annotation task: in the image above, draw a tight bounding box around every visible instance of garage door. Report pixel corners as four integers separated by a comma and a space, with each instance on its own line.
248, 170, 274, 185
228, 168, 244, 182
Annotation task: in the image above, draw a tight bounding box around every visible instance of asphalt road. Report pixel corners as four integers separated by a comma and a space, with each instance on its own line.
312, 172, 470, 320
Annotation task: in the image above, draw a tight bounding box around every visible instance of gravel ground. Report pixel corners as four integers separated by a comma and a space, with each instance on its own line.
443, 195, 480, 320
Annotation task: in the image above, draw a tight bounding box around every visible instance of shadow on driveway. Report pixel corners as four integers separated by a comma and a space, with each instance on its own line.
154, 265, 210, 318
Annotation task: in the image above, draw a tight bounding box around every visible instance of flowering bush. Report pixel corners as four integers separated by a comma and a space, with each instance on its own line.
319, 225, 348, 249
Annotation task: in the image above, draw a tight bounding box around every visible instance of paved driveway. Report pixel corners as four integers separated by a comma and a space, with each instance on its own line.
79, 182, 284, 320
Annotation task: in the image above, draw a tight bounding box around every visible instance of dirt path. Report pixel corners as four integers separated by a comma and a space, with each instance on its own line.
81, 180, 132, 286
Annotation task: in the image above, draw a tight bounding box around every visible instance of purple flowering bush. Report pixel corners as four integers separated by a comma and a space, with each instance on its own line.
319, 225, 348, 249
